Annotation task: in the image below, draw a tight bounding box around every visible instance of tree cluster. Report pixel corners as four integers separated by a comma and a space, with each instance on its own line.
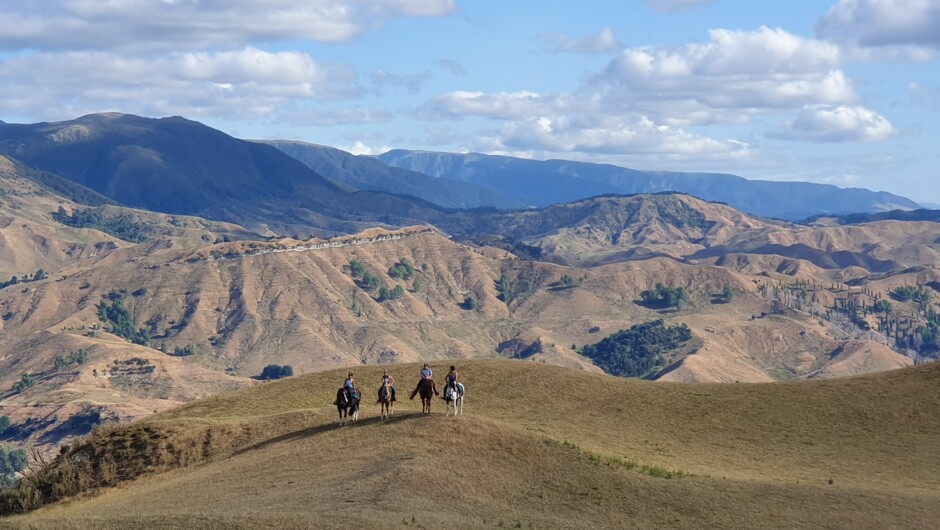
378, 284, 405, 302
580, 320, 692, 378
259, 364, 294, 380
97, 300, 150, 345
387, 258, 415, 280
52, 207, 150, 243
640, 283, 690, 309
1, 269, 47, 290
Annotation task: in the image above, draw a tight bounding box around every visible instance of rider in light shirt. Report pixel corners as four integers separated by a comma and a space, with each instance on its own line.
410, 363, 439, 398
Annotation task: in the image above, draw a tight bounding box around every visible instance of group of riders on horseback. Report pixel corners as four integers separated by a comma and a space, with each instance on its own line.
341, 363, 462, 404
336, 363, 464, 422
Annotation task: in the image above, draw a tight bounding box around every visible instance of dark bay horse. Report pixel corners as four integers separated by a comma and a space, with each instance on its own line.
377, 381, 393, 420
417, 379, 436, 414
335, 388, 360, 425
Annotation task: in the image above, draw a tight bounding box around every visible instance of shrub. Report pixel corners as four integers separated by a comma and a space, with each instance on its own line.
12, 374, 35, 394
463, 295, 477, 310
0, 446, 27, 488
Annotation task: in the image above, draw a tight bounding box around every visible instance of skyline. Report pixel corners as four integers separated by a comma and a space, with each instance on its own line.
1, 1, 938, 203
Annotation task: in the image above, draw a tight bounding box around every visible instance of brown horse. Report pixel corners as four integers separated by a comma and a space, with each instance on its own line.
377, 381, 393, 420
417, 379, 436, 414
335, 387, 360, 425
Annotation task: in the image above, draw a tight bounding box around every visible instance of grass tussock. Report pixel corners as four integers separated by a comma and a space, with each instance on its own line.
0, 420, 246, 515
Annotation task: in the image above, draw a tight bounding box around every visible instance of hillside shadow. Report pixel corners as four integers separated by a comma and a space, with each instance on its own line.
233, 412, 427, 457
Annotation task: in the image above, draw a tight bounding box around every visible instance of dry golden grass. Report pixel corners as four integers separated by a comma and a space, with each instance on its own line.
2, 359, 939, 529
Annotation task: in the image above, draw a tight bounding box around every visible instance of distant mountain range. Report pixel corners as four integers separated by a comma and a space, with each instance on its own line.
377, 150, 918, 220
0, 113, 451, 236
0, 113, 921, 238
262, 140, 523, 209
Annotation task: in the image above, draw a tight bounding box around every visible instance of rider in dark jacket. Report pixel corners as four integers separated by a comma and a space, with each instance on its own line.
444, 365, 459, 399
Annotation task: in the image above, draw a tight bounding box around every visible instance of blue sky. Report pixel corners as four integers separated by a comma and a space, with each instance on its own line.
1, 0, 938, 203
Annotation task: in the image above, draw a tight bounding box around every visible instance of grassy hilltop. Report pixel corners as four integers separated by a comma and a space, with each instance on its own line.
1, 359, 939, 529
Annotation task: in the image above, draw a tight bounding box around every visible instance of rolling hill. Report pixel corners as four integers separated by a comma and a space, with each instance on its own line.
2, 360, 938, 528
0, 114, 454, 237
378, 149, 919, 220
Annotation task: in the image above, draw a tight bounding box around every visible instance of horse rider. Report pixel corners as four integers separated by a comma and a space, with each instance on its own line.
410, 363, 438, 399
380, 369, 396, 401
344, 371, 358, 401
444, 365, 459, 399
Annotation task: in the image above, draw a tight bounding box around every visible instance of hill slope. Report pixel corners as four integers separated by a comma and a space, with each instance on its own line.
0, 114, 452, 237
378, 149, 919, 220
4, 360, 939, 529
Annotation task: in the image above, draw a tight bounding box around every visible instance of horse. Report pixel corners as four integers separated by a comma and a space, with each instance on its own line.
417, 379, 436, 414
335, 387, 360, 425
444, 381, 464, 417
377, 381, 393, 420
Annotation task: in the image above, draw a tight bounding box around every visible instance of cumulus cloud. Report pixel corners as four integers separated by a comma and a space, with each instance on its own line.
477, 114, 752, 157
0, 0, 458, 51
816, 0, 940, 51
591, 26, 852, 121
419, 26, 884, 160
645, 0, 713, 13
0, 48, 357, 120
543, 27, 622, 54
771, 105, 895, 142
340, 140, 393, 156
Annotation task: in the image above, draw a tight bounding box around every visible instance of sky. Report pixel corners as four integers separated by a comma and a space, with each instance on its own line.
1, 0, 938, 203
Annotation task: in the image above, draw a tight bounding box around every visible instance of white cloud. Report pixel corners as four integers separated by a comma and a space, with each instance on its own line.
0, 0, 457, 51
771, 105, 895, 142
592, 27, 852, 120
0, 48, 357, 120
418, 27, 882, 161
816, 0, 940, 52
543, 27, 622, 54
423, 91, 550, 120
478, 114, 752, 157
645, 0, 713, 13
341, 140, 392, 156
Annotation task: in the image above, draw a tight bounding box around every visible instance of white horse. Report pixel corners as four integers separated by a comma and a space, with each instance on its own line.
445, 382, 464, 417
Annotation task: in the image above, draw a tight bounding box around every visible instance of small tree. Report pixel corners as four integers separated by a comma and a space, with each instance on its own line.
463, 295, 477, 310
560, 274, 575, 287
12, 374, 35, 393
0, 416, 10, 436
722, 286, 734, 303
360, 271, 380, 291
54, 354, 69, 371
0, 445, 27, 488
